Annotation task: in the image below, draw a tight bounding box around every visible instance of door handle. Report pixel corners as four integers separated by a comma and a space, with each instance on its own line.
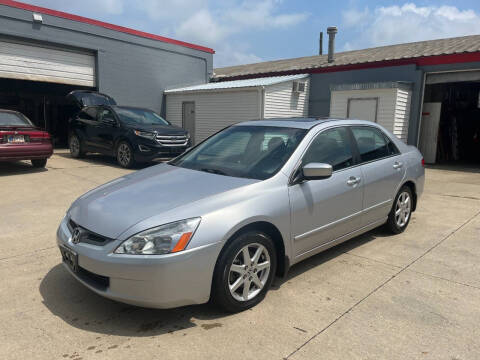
393, 161, 403, 169
347, 176, 361, 186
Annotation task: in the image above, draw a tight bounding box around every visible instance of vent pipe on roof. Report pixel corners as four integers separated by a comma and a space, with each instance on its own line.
319, 32, 323, 55
327, 26, 338, 63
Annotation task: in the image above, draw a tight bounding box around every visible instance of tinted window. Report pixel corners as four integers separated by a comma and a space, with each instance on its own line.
79, 107, 98, 121
98, 108, 116, 123
302, 127, 354, 171
171, 126, 307, 180
351, 127, 390, 162
0, 112, 33, 126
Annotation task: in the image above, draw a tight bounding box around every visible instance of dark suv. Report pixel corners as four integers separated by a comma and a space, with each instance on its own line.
67, 91, 190, 168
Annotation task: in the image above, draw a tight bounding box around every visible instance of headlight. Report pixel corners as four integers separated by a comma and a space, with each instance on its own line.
133, 130, 156, 140
114, 218, 201, 255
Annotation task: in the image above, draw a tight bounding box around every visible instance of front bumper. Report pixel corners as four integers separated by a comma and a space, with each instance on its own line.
133, 139, 189, 162
56, 217, 221, 309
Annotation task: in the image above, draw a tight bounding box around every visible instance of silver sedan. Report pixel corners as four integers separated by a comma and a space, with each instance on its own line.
57, 118, 425, 312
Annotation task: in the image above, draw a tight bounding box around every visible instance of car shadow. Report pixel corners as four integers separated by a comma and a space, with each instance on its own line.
55, 152, 157, 170
272, 227, 394, 288
0, 160, 48, 176
39, 264, 229, 337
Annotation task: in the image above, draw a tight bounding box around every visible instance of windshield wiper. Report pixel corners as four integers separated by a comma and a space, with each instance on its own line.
200, 168, 228, 176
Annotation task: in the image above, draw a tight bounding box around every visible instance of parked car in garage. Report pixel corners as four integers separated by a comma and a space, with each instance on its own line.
0, 109, 53, 168
57, 118, 424, 312
67, 90, 190, 168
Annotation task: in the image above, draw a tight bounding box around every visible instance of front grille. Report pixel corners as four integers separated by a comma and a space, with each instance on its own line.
155, 134, 188, 147
77, 266, 109, 290
68, 219, 112, 246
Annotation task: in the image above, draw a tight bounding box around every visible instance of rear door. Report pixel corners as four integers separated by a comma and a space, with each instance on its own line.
75, 107, 99, 149
94, 107, 119, 152
289, 126, 364, 259
350, 126, 406, 226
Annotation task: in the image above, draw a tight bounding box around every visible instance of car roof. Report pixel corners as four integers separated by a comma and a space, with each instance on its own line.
234, 118, 378, 130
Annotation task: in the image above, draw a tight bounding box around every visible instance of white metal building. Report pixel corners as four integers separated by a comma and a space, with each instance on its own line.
165, 74, 309, 144
329, 82, 412, 143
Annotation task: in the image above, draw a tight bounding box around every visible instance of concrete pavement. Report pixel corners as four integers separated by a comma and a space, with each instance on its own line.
1, 150, 479, 360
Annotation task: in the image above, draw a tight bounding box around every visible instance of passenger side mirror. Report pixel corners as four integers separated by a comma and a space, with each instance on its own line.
302, 162, 332, 180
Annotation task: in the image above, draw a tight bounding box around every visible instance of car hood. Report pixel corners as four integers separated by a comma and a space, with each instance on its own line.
126, 123, 187, 135
68, 164, 258, 238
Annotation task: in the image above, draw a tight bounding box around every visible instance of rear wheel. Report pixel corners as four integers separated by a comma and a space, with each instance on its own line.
386, 185, 413, 234
116, 141, 135, 168
31, 158, 47, 168
212, 231, 277, 312
69, 134, 84, 158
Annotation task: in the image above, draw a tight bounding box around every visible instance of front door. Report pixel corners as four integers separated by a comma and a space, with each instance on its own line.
182, 101, 195, 144
289, 126, 364, 259
350, 126, 406, 226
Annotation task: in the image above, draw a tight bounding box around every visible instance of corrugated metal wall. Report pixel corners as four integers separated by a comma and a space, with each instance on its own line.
264, 79, 309, 118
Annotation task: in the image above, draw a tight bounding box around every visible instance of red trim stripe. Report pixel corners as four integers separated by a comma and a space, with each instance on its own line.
0, 0, 215, 54
218, 52, 480, 80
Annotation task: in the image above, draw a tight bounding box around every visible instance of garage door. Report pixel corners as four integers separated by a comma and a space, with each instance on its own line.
0, 38, 95, 87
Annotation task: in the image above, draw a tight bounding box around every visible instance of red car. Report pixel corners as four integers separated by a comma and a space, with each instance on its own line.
0, 109, 53, 168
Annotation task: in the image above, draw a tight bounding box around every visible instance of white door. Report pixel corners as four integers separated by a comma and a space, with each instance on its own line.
419, 102, 442, 164
0, 38, 95, 87
347, 98, 378, 122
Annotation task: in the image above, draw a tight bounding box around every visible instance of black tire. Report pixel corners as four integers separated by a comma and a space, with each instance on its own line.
212, 231, 277, 313
69, 133, 84, 158
31, 158, 47, 168
116, 141, 135, 168
385, 185, 413, 234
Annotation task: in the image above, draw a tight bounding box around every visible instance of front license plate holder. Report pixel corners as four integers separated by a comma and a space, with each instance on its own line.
60, 245, 78, 273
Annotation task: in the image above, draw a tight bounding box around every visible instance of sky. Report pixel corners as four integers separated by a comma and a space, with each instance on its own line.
22, 0, 480, 68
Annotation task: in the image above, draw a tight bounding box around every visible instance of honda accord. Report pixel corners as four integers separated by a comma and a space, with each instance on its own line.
57, 118, 424, 312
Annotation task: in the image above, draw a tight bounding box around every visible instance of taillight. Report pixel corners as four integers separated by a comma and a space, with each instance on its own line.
29, 132, 51, 143
421, 158, 425, 167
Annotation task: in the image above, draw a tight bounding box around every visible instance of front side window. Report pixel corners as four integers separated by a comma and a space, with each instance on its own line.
351, 127, 391, 163
170, 125, 307, 180
302, 127, 354, 171
98, 108, 116, 123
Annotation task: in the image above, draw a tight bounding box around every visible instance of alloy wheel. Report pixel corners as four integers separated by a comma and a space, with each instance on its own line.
228, 243, 271, 302
117, 143, 131, 167
395, 191, 411, 227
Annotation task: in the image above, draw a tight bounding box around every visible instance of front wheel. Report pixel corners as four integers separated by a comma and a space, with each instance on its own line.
212, 231, 277, 312
386, 186, 413, 234
116, 141, 135, 168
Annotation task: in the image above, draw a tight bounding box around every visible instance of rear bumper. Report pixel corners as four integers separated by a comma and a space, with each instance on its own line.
0, 142, 53, 161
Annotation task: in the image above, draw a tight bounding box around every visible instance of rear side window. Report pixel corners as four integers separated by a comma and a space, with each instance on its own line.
79, 107, 98, 121
351, 127, 393, 163
302, 127, 354, 171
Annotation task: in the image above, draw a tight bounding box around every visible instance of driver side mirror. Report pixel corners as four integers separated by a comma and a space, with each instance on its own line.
302, 162, 333, 180
102, 117, 116, 126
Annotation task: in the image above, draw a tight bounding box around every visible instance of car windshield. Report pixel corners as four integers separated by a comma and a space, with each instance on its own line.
0, 112, 34, 126
170, 125, 307, 180
115, 107, 170, 126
